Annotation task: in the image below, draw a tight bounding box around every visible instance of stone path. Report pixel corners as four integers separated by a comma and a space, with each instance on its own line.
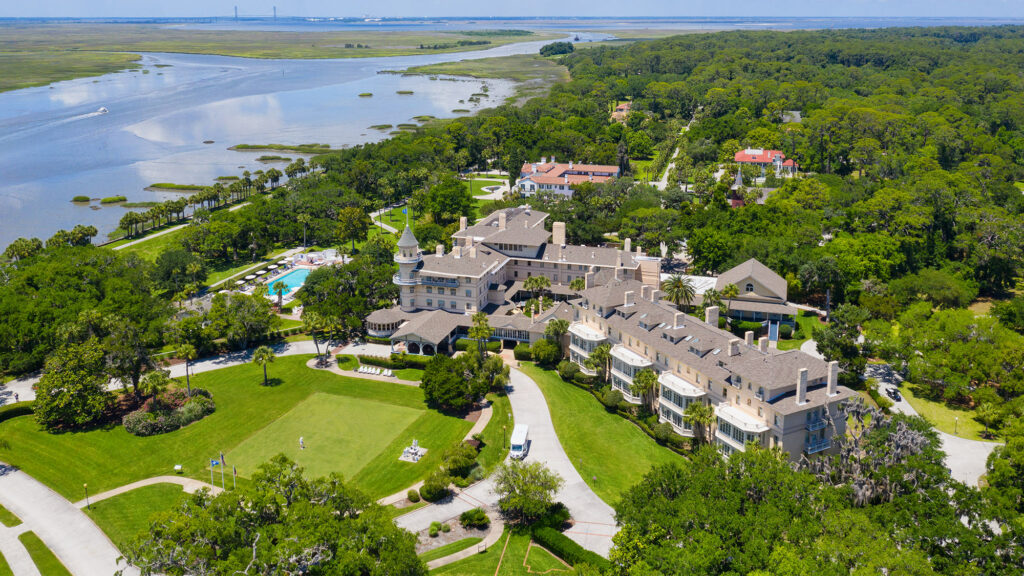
72, 476, 222, 508
396, 365, 617, 557
867, 363, 1001, 487
0, 464, 138, 576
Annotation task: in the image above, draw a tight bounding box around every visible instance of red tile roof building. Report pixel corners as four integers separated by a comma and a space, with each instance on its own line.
517, 157, 620, 196
734, 148, 798, 174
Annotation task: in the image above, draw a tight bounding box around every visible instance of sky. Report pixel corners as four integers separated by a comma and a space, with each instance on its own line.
4, 1, 1024, 19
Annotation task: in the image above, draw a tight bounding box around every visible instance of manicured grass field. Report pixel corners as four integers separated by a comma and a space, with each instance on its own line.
84, 483, 185, 548
17, 532, 70, 576
901, 384, 994, 441
476, 393, 513, 473
432, 530, 567, 576
0, 355, 471, 501
776, 311, 825, 351
227, 393, 421, 480
521, 364, 681, 505
419, 537, 483, 563
0, 503, 21, 527
525, 543, 570, 573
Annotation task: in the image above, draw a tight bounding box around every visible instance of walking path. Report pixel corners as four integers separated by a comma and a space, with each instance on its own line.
72, 476, 222, 508
112, 201, 251, 252
866, 364, 1000, 487
370, 205, 400, 234
396, 365, 617, 557
0, 464, 138, 576
425, 516, 506, 570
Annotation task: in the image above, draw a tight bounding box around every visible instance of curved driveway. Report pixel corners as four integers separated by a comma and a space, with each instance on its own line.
397, 366, 617, 556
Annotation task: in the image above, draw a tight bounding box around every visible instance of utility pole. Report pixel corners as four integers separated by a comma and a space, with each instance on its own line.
273, 6, 277, 20
234, 6, 238, 20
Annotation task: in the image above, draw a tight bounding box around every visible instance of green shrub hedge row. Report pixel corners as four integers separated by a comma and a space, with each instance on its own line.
0, 402, 33, 424
365, 335, 392, 345
513, 343, 532, 360
454, 339, 501, 352
357, 353, 432, 369
531, 527, 611, 571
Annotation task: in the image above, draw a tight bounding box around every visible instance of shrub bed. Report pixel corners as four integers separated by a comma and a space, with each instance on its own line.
122, 389, 215, 437
454, 339, 501, 352
531, 527, 611, 571
0, 402, 34, 424
459, 507, 490, 529
513, 343, 532, 361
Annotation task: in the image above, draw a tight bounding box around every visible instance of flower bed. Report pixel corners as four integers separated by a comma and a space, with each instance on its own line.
122, 388, 216, 437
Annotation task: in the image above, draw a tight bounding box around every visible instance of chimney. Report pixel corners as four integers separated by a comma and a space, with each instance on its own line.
797, 368, 808, 405
705, 305, 719, 327
532, 163, 537, 174
541, 156, 547, 164
454, 245, 463, 258
727, 338, 741, 357
552, 222, 566, 246
469, 244, 477, 259
673, 312, 685, 328
436, 244, 444, 257
563, 175, 568, 185
744, 331, 754, 347
636, 244, 642, 256
459, 216, 467, 231
584, 272, 594, 289
624, 290, 635, 307
498, 211, 507, 230
569, 161, 574, 169
758, 336, 769, 354
623, 238, 631, 253
551, 156, 555, 163
827, 360, 839, 396
641, 285, 651, 301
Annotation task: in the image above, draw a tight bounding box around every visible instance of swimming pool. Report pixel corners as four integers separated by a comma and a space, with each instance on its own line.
271, 268, 311, 294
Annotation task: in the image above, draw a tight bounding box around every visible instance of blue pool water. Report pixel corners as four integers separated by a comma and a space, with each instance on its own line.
273, 268, 311, 294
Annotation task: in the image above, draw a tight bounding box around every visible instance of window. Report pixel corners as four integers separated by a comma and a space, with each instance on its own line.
465, 302, 471, 309
450, 288, 456, 296
426, 287, 432, 294
426, 299, 433, 306
449, 301, 455, 309
722, 388, 727, 398
774, 415, 780, 426
745, 283, 754, 292
758, 407, 763, 416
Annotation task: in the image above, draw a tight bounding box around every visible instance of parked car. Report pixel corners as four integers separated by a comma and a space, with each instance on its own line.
886, 387, 902, 402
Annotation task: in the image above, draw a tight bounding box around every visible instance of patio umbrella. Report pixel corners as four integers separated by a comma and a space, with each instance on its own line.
234, 280, 246, 286
256, 270, 267, 276
245, 275, 257, 280
218, 290, 230, 294
277, 260, 289, 265
268, 264, 278, 270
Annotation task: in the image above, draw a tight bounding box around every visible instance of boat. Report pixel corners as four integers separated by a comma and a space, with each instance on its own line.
97, 107, 108, 114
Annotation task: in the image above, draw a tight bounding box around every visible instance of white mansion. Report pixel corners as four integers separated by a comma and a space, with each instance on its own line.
365, 207, 852, 461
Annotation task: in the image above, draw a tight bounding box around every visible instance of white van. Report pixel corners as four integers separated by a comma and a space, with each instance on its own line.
509, 424, 530, 460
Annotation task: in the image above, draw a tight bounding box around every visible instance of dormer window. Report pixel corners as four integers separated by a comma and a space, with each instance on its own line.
745, 283, 754, 293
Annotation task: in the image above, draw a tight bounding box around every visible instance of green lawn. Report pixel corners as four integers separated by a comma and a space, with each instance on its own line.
84, 483, 185, 549
0, 355, 470, 501
432, 530, 567, 576
776, 311, 824, 351
524, 543, 569, 573
476, 393, 512, 473
18, 532, 71, 576
420, 537, 484, 563
0, 550, 11, 576
116, 227, 186, 261
901, 384, 995, 442
520, 364, 681, 505
394, 368, 425, 381
0, 503, 21, 527
227, 393, 421, 480
466, 179, 500, 197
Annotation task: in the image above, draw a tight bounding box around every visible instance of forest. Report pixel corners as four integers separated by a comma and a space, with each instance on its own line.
2, 25, 1024, 573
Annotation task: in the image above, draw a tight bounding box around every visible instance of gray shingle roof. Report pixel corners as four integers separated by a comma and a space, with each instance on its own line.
418, 246, 508, 278
397, 226, 419, 248
715, 258, 787, 300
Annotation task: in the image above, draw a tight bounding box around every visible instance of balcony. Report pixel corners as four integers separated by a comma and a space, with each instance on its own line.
391, 274, 459, 288
393, 273, 417, 286
805, 437, 832, 454
806, 418, 827, 432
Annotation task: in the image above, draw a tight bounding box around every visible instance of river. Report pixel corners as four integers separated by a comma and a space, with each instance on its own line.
0, 33, 611, 248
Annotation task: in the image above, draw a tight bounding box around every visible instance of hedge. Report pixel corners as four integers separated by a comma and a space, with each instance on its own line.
513, 343, 532, 361
357, 353, 432, 370
531, 527, 611, 571
365, 335, 392, 345
454, 339, 501, 352
0, 402, 34, 424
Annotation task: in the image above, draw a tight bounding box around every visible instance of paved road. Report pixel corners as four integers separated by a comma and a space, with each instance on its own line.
799, 339, 823, 359
396, 366, 618, 556
0, 465, 138, 576
866, 363, 1000, 487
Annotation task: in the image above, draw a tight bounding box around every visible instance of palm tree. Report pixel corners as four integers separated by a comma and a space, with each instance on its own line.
721, 283, 739, 317
272, 281, 287, 307
630, 368, 659, 412
523, 275, 552, 301
661, 274, 697, 311
569, 277, 586, 291
176, 343, 197, 397
252, 346, 276, 386
138, 369, 172, 400
468, 312, 493, 362
701, 288, 723, 321
683, 401, 716, 445
585, 343, 612, 384
296, 213, 311, 248
544, 318, 569, 341
302, 310, 326, 361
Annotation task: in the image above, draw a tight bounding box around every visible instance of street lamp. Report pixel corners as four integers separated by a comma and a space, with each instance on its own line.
83, 483, 90, 509
502, 425, 506, 449
955, 417, 958, 435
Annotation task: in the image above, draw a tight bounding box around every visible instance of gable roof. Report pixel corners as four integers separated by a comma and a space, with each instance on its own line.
715, 258, 787, 300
